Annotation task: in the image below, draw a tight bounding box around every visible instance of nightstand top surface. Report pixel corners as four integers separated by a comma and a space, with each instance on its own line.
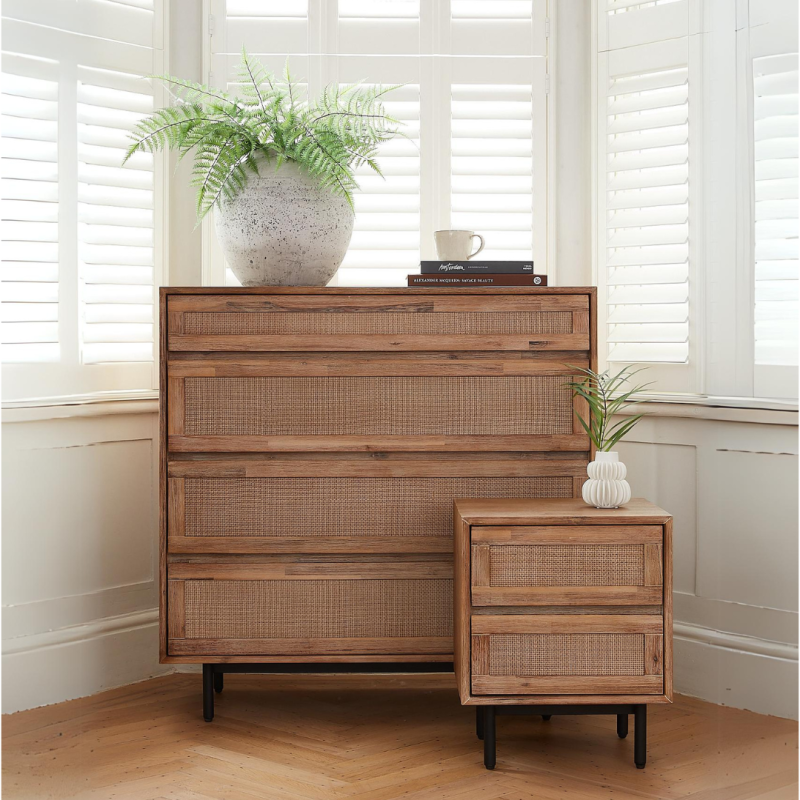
454, 497, 671, 525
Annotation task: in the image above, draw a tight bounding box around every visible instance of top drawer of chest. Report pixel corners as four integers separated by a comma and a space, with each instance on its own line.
166, 294, 590, 353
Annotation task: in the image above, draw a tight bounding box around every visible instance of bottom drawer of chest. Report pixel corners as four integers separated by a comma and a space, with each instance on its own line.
471, 615, 664, 696
167, 561, 453, 658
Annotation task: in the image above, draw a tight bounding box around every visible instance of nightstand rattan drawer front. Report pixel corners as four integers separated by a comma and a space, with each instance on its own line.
470, 615, 664, 695
167, 562, 453, 657
470, 525, 663, 606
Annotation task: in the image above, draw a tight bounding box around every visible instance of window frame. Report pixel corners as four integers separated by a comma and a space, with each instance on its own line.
198, 0, 555, 287
592, 0, 798, 407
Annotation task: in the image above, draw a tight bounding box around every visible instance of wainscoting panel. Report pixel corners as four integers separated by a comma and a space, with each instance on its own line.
2, 406, 168, 714
619, 412, 798, 720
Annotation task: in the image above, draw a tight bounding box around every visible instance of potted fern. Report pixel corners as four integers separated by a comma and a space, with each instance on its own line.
126, 53, 401, 286
566, 365, 652, 508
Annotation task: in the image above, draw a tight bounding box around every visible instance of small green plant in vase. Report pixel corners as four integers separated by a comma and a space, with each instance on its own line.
565, 365, 652, 508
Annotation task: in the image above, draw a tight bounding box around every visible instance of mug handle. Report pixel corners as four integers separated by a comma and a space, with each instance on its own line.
468, 234, 485, 260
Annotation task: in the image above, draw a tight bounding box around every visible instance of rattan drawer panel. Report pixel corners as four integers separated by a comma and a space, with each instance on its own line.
470, 633, 663, 695
482, 633, 647, 676
469, 615, 664, 696
183, 311, 573, 337
182, 376, 572, 437
167, 574, 453, 656
169, 476, 573, 554
488, 544, 643, 586
470, 527, 663, 606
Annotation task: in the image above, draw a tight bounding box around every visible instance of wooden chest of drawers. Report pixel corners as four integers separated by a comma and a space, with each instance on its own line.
453, 497, 672, 769
159, 288, 596, 670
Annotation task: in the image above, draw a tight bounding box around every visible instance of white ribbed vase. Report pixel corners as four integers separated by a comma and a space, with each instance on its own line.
582, 451, 631, 509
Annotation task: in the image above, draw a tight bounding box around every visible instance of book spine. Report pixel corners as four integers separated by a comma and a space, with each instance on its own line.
420, 261, 535, 275
408, 275, 548, 287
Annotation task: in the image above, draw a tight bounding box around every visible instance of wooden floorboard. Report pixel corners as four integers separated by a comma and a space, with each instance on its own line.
2, 674, 797, 799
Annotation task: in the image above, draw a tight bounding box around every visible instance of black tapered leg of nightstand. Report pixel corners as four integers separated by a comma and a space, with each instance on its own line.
214, 671, 224, 694
483, 706, 496, 770
542, 715, 552, 721
476, 706, 484, 740
634, 705, 646, 768
617, 713, 628, 739
203, 664, 214, 722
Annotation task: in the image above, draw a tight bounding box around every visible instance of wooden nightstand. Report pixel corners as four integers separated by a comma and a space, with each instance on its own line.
453, 498, 673, 770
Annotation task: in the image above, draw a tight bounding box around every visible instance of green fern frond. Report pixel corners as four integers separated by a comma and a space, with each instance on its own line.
125, 51, 402, 218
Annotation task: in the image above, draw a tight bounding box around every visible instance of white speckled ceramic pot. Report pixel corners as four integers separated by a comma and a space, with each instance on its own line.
214, 159, 354, 286
581, 451, 631, 509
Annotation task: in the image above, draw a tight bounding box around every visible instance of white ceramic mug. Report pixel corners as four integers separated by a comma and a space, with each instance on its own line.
434, 230, 485, 261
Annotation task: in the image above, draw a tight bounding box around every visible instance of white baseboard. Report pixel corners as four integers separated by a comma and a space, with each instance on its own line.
3, 611, 797, 720
2, 609, 172, 715
674, 622, 798, 720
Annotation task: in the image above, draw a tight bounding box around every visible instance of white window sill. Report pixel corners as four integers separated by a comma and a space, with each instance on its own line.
3, 390, 797, 426
616, 393, 798, 426
2, 391, 159, 423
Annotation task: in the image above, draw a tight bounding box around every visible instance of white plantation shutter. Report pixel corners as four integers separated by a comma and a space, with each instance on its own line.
451, 83, 534, 261
206, 0, 548, 286
753, 53, 798, 369
339, 84, 420, 287
339, 1, 419, 18
596, 0, 695, 392
606, 0, 682, 13
1, 0, 164, 402
605, 60, 689, 363
1, 57, 60, 364
452, 2, 532, 19
595, 0, 798, 401
78, 66, 156, 365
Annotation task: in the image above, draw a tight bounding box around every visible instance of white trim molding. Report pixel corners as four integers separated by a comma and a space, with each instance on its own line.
675, 621, 798, 663
2, 609, 170, 715
3, 609, 158, 657
675, 623, 798, 720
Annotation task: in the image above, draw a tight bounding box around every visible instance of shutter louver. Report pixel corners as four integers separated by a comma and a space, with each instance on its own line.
605, 63, 690, 363
451, 1, 532, 19
227, 0, 306, 16
1, 57, 60, 364
607, 0, 682, 13
78, 66, 155, 364
337, 84, 420, 287
450, 84, 533, 261
753, 52, 798, 368
339, 0, 418, 18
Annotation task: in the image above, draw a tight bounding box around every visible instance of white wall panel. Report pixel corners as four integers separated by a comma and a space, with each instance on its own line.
616, 440, 697, 595
618, 411, 798, 719
2, 436, 154, 604
1, 408, 162, 713
697, 448, 798, 611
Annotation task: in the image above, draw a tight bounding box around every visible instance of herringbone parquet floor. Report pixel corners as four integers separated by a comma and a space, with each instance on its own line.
2, 674, 797, 800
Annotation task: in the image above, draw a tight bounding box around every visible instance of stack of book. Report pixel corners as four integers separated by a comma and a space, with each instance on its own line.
407, 261, 547, 287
